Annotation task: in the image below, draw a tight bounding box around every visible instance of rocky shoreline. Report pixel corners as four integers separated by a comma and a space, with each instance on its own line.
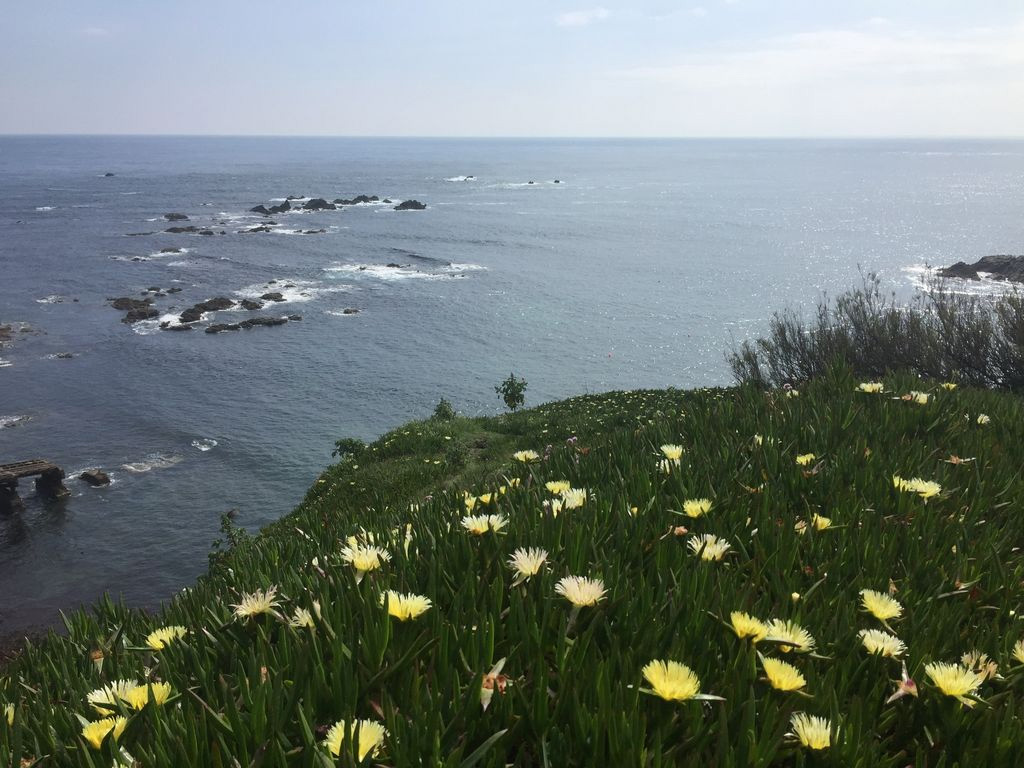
938, 254, 1024, 283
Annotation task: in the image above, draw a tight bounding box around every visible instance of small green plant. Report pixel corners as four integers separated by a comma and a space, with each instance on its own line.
443, 439, 468, 470
332, 436, 367, 460
432, 397, 456, 421
207, 512, 250, 572
495, 372, 528, 411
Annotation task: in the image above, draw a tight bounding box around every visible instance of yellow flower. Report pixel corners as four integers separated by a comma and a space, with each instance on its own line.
513, 450, 539, 462
688, 533, 731, 561
560, 488, 587, 509
812, 513, 832, 531
657, 458, 678, 474
232, 586, 281, 620
87, 679, 138, 714
961, 650, 999, 681
977, 413, 990, 425
893, 475, 941, 501
464, 494, 478, 511
925, 662, 985, 706
860, 589, 903, 621
908, 390, 930, 405
858, 628, 906, 657
789, 713, 832, 750
381, 590, 432, 621
785, 389, 800, 398
545, 480, 571, 495
856, 382, 883, 393
1013, 639, 1024, 664
546, 498, 564, 517
4, 704, 13, 726
683, 498, 712, 518
146, 625, 187, 651
477, 493, 493, 505
795, 453, 816, 466
341, 544, 391, 573
324, 719, 387, 761
122, 682, 172, 710
289, 607, 315, 629
730, 611, 769, 642
942, 382, 958, 391
660, 444, 684, 461
461, 514, 508, 535
507, 547, 548, 583
82, 716, 128, 750
555, 576, 607, 607
766, 619, 816, 653
762, 657, 807, 691
642, 660, 701, 701
753, 434, 764, 445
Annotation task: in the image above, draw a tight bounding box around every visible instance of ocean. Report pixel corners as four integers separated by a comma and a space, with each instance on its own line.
1, 136, 1021, 636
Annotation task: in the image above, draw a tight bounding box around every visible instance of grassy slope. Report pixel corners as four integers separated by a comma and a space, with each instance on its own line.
3, 375, 1024, 766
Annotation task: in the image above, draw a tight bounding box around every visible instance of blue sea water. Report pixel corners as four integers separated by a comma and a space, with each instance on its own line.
0, 136, 1021, 635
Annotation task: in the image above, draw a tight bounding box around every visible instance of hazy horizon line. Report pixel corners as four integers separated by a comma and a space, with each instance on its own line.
3, 133, 1023, 141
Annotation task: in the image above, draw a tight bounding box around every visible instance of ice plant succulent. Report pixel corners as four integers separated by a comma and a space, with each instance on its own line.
146, 625, 187, 651
766, 619, 816, 653
1014, 639, 1024, 664
545, 480, 571, 495
761, 657, 807, 692
795, 453, 816, 466
560, 488, 587, 509
688, 533, 731, 561
461, 514, 508, 535
555, 575, 607, 607
507, 547, 548, 585
660, 444, 684, 462
860, 589, 903, 623
87, 679, 139, 714
324, 719, 387, 761
789, 713, 832, 750
893, 475, 942, 501
381, 591, 432, 621
925, 662, 985, 706
859, 629, 906, 658
513, 449, 539, 462
730, 611, 769, 642
682, 498, 712, 518
122, 682, 173, 710
856, 381, 884, 393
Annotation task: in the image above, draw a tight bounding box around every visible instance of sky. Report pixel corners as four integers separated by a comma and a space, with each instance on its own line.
1, 1, 1023, 137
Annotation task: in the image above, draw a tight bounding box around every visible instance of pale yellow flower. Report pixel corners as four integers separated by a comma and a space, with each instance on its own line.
660, 444, 684, 461
341, 544, 391, 574
1013, 639, 1024, 664
545, 480, 571, 495
961, 650, 999, 682
893, 475, 941, 501
477, 492, 493, 505
977, 413, 990, 425
461, 514, 508, 535
785, 389, 800, 399
122, 682, 173, 710
507, 547, 548, 583
642, 660, 701, 701
908, 390, 930, 405
682, 498, 712, 518
381, 590, 432, 621
82, 717, 127, 750
766, 619, 816, 653
560, 488, 587, 509
856, 382, 883, 393
657, 458, 678, 474
795, 453, 816, 466
546, 498, 564, 517
555, 576, 607, 607
513, 450, 539, 462
860, 589, 903, 622
289, 607, 315, 629
925, 662, 985, 706
232, 586, 281, 620
688, 533, 731, 562
464, 494, 478, 511
753, 434, 764, 446
87, 679, 138, 714
859, 629, 906, 658
4, 704, 13, 726
730, 611, 769, 642
941, 382, 958, 391
762, 657, 806, 691
324, 719, 387, 761
146, 625, 187, 651
789, 713, 831, 750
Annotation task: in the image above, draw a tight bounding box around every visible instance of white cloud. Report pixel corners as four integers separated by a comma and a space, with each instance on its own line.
556, 8, 610, 28
691, 7, 708, 18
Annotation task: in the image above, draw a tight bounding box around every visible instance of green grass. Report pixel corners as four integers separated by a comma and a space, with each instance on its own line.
3, 374, 1024, 766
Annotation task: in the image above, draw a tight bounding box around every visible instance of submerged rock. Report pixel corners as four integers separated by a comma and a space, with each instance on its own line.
394, 199, 426, 211
206, 323, 241, 334
103, 172, 116, 177
179, 297, 235, 324
240, 299, 264, 311
122, 307, 159, 323
240, 316, 289, 329
302, 198, 336, 211
938, 255, 1024, 283
242, 225, 274, 233
261, 292, 285, 302
109, 297, 153, 311
163, 213, 189, 221
250, 204, 271, 215
342, 308, 360, 315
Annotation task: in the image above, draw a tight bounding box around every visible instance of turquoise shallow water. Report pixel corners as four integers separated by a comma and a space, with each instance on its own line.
1, 136, 1021, 634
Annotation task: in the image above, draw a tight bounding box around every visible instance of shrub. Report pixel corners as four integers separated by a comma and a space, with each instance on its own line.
729, 273, 1024, 390
432, 397, 456, 421
495, 372, 528, 411
331, 436, 367, 460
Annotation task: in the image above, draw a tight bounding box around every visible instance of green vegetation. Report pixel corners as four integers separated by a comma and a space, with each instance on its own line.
3, 373, 1024, 766
730, 275, 1024, 390
495, 372, 528, 412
